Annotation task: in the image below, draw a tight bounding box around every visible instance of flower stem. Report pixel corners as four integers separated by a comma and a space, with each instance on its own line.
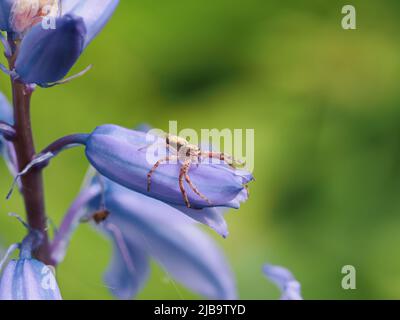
8, 39, 52, 265
40, 133, 89, 156
11, 81, 52, 265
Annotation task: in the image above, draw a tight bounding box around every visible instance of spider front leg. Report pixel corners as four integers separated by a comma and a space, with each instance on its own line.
183, 162, 212, 205
179, 160, 192, 208
147, 155, 178, 192
201, 151, 245, 168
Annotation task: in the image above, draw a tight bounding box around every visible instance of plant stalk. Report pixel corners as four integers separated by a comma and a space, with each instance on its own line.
8, 38, 52, 265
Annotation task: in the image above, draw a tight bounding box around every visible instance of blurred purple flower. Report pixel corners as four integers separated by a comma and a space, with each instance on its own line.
85, 124, 253, 209
263, 264, 303, 300
50, 172, 237, 300
0, 232, 62, 300
3, 0, 119, 87
0, 92, 13, 141
0, 92, 18, 177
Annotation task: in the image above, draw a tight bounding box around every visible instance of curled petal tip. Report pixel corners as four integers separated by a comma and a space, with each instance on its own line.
263, 264, 303, 300
65, 0, 120, 47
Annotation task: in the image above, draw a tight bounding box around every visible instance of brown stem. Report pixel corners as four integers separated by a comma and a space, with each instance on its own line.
8, 39, 52, 265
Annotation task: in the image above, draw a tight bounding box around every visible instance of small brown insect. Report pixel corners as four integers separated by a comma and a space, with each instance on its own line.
81, 209, 110, 225
147, 134, 245, 208
92, 209, 110, 224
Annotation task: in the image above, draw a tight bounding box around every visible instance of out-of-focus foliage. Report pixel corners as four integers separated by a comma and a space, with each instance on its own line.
1, 0, 400, 299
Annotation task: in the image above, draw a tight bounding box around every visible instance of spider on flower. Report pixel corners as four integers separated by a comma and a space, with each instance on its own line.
146, 133, 245, 208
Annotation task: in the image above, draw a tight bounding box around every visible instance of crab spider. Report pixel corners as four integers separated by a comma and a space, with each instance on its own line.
146, 134, 245, 208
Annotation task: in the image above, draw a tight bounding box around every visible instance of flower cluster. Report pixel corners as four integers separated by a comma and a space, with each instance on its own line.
50, 171, 237, 299
0, 0, 264, 300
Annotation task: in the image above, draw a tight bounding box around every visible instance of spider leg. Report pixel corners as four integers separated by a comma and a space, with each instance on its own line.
179, 160, 191, 208
184, 162, 212, 204
201, 151, 236, 168
147, 156, 176, 192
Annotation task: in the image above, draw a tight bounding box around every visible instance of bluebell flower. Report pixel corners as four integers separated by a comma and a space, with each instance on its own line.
1, 115, 249, 299
0, 231, 62, 300
263, 264, 303, 300
0, 259, 62, 300
5, 0, 119, 87
7, 123, 247, 233
50, 171, 237, 300
14, 14, 87, 86
0, 0, 13, 31
85, 125, 253, 209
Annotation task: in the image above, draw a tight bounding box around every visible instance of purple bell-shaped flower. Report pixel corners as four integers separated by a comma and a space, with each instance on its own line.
0, 228, 62, 300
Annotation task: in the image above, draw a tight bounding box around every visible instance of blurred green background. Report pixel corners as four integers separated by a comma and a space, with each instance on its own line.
1, 0, 400, 299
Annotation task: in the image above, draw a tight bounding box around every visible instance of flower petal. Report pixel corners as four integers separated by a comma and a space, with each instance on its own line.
172, 205, 229, 238
0, 0, 13, 31
105, 183, 237, 299
61, 0, 82, 12
50, 183, 102, 264
105, 174, 229, 236
263, 264, 303, 300
52, 170, 235, 299
0, 92, 13, 125
64, 0, 119, 47
105, 175, 229, 237
103, 231, 150, 300
0, 92, 18, 176
0, 259, 62, 300
15, 14, 86, 86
